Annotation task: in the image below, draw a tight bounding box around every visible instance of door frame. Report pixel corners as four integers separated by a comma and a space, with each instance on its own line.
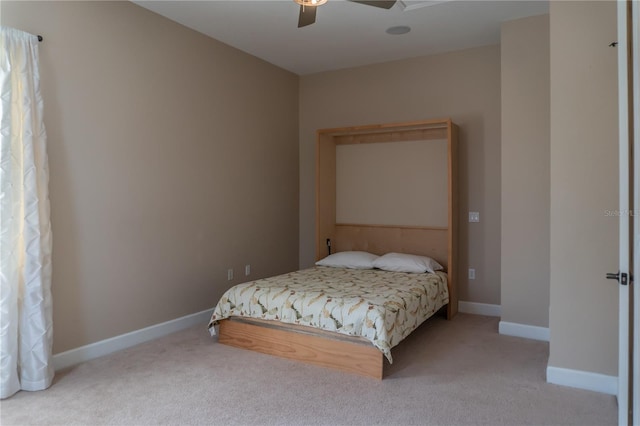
618, 1, 637, 425
632, 0, 639, 422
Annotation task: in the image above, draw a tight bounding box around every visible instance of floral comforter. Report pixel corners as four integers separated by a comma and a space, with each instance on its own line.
208, 266, 449, 363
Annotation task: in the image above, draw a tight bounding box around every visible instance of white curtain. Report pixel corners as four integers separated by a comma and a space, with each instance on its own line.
0, 27, 54, 399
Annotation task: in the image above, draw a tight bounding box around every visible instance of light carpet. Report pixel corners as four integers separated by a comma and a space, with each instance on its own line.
0, 314, 616, 425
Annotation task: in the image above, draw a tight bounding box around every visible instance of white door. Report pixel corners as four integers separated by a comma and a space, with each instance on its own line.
632, 0, 640, 423
617, 1, 638, 425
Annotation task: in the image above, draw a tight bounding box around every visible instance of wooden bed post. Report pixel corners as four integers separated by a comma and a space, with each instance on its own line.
447, 122, 459, 319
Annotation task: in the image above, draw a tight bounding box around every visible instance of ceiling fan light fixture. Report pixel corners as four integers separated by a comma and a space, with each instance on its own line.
294, 0, 328, 6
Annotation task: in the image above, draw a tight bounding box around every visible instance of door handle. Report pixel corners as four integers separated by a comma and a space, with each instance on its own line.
606, 271, 629, 285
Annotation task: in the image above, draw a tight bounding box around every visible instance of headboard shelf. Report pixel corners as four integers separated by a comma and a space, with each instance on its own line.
316, 118, 459, 318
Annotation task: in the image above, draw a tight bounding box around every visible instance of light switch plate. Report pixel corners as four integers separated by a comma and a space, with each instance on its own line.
469, 212, 480, 222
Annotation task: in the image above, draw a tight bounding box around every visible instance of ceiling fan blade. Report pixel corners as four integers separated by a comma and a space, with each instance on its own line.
298, 4, 317, 27
348, 0, 397, 9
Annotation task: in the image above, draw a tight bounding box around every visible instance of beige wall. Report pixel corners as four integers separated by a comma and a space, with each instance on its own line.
2, 1, 299, 353
549, 1, 618, 375
500, 15, 550, 328
300, 46, 502, 305
336, 139, 448, 228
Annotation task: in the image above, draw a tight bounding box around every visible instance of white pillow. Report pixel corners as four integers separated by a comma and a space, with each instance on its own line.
315, 251, 379, 269
373, 252, 443, 274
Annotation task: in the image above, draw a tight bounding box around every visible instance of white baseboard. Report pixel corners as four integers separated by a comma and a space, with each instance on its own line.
52, 308, 214, 371
547, 366, 618, 395
499, 321, 550, 342
458, 301, 501, 317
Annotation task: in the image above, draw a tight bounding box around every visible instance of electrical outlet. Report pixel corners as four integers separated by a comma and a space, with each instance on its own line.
468, 268, 476, 280
245, 264, 251, 276
227, 269, 233, 281
469, 212, 480, 222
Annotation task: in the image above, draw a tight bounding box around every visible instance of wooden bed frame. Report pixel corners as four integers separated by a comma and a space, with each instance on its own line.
217, 118, 458, 379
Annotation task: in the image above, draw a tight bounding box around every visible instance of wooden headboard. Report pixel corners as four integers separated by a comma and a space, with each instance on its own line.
315, 118, 459, 318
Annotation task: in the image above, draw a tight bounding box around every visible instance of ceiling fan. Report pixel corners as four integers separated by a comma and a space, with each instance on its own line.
295, 0, 397, 28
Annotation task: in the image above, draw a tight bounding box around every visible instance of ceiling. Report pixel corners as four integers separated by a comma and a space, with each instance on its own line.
133, 0, 549, 75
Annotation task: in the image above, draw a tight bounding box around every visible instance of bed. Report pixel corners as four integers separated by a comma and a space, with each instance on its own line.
209, 264, 449, 363
209, 118, 458, 379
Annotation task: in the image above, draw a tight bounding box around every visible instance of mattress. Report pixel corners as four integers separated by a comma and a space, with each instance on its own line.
208, 266, 449, 363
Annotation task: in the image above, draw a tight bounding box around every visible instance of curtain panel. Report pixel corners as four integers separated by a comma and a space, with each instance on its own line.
0, 26, 54, 399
